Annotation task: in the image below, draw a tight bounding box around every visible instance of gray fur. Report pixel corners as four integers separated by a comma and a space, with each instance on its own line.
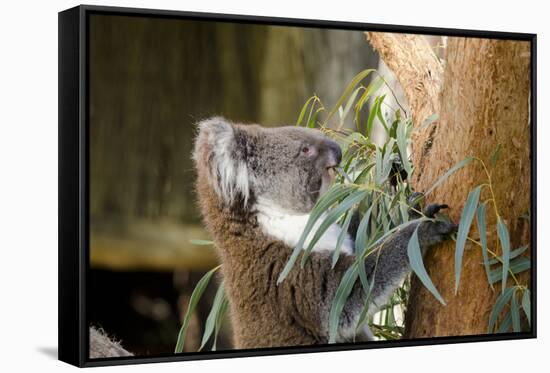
89, 327, 133, 358
196, 117, 342, 213
192, 117, 455, 347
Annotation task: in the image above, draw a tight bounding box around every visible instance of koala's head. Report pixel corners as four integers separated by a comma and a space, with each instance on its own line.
193, 117, 342, 214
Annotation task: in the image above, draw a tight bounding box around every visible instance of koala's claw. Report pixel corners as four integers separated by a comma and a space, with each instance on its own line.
424, 203, 449, 218
407, 192, 451, 220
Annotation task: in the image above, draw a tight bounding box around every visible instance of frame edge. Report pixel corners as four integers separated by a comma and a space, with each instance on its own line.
58, 5, 85, 367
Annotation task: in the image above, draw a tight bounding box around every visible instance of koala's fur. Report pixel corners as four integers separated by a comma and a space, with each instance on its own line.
89, 327, 133, 358
192, 117, 455, 348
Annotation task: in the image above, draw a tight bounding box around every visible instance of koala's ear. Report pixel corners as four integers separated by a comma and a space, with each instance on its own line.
193, 117, 250, 207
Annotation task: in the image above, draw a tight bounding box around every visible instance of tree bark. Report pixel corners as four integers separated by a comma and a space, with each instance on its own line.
367, 33, 531, 338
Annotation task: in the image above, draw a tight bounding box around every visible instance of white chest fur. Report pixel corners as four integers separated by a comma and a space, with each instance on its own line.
255, 199, 354, 255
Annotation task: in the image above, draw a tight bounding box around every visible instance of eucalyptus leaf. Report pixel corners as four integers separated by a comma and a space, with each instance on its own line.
175, 265, 221, 353
328, 265, 359, 343
355, 207, 374, 294
376, 95, 389, 133
488, 256, 530, 285
377, 139, 396, 185
353, 163, 375, 184
296, 96, 317, 126
200, 283, 226, 350
396, 120, 413, 176
476, 203, 493, 288
326, 69, 376, 124
511, 288, 521, 332
332, 211, 354, 267
522, 288, 531, 326
307, 107, 324, 128
488, 286, 515, 333
277, 184, 353, 284
212, 297, 229, 351
425, 157, 474, 196
407, 225, 446, 305
357, 76, 384, 110
302, 189, 368, 267
455, 185, 482, 293
364, 219, 422, 256
488, 245, 528, 265
341, 87, 363, 125
366, 97, 380, 138
497, 312, 512, 333
497, 218, 511, 293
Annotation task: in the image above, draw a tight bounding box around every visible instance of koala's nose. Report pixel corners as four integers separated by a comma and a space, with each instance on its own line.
324, 139, 342, 168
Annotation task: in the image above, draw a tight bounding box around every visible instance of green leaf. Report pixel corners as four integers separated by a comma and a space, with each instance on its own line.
425, 156, 474, 196
354, 297, 372, 336
212, 297, 229, 351
354, 77, 385, 131
302, 189, 368, 266
175, 265, 221, 353
497, 218, 511, 293
366, 97, 380, 137
354, 206, 374, 257
375, 139, 395, 185
354, 272, 378, 337
488, 245, 528, 265
353, 163, 375, 184
398, 192, 410, 224
336, 132, 366, 153
522, 288, 531, 326
356, 77, 384, 111
328, 265, 359, 343
488, 256, 530, 285
307, 107, 324, 128
200, 283, 226, 350
296, 96, 317, 126
488, 286, 515, 333
476, 203, 493, 288
396, 120, 413, 177
332, 211, 354, 267
407, 224, 446, 305
326, 69, 376, 124
363, 218, 420, 256
497, 311, 512, 333
455, 185, 482, 293
511, 288, 521, 332
354, 207, 374, 294
189, 239, 214, 246
376, 95, 389, 133
340, 87, 362, 125
277, 184, 353, 284
490, 143, 502, 166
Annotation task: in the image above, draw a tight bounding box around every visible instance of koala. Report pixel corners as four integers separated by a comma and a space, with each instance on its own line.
192, 117, 455, 348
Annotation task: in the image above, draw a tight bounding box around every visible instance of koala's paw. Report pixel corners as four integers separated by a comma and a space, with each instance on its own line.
419, 211, 458, 247
408, 192, 457, 246
424, 203, 450, 218
408, 192, 449, 219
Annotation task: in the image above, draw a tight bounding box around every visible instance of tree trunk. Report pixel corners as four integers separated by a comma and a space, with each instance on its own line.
367, 33, 531, 338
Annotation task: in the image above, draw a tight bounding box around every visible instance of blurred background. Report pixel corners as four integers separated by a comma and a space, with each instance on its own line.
88, 13, 426, 355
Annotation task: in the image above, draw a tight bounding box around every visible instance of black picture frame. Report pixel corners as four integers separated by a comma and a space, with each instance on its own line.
58, 4, 537, 368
